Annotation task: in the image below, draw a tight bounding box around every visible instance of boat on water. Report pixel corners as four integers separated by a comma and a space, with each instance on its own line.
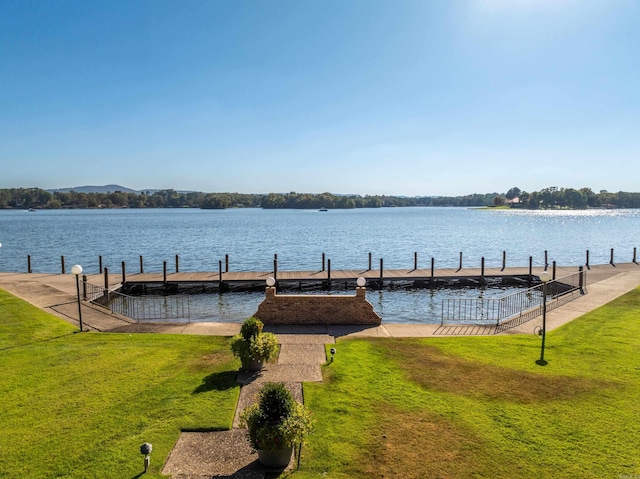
28, 208, 37, 212
318, 207, 328, 212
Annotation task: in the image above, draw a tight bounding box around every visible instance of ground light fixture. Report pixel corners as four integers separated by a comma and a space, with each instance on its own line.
266, 276, 276, 287
536, 270, 552, 366
356, 277, 366, 287
330, 347, 336, 361
71, 264, 84, 332
140, 443, 152, 472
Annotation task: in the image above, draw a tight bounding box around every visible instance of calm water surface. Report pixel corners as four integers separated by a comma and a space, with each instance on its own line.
1, 207, 638, 322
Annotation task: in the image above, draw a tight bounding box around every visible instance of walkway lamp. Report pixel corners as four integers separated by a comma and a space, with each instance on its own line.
536, 270, 552, 365
71, 264, 84, 332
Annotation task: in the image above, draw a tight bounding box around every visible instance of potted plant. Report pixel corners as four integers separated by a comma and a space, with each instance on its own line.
240, 382, 313, 468
230, 317, 279, 371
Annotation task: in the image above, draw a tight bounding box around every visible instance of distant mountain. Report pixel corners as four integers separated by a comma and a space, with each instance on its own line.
49, 184, 139, 194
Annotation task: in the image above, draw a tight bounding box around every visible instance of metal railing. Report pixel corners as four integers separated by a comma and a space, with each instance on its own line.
441, 269, 586, 330
83, 281, 190, 322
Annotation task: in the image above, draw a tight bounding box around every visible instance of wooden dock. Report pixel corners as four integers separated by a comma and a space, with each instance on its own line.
85, 264, 591, 291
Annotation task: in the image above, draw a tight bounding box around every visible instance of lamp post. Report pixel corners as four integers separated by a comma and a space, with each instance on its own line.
537, 270, 552, 365
71, 264, 84, 332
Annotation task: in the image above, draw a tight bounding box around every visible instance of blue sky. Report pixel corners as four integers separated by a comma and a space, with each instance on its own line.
1, 0, 638, 196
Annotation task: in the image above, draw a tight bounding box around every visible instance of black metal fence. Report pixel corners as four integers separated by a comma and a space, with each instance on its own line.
441, 269, 586, 330
83, 281, 190, 322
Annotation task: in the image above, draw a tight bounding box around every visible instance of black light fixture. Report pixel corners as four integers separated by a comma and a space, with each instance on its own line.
536, 271, 552, 366
71, 264, 84, 332
140, 442, 152, 472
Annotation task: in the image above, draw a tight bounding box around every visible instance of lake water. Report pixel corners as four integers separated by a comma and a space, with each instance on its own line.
1, 207, 638, 323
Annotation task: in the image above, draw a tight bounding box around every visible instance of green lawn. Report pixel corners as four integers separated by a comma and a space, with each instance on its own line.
0, 290, 240, 478
295, 288, 640, 478
3, 286, 640, 478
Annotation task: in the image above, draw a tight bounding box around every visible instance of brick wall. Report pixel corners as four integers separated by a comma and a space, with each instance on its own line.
254, 287, 381, 325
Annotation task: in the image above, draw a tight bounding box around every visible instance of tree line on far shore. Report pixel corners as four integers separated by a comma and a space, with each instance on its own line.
1, 186, 639, 210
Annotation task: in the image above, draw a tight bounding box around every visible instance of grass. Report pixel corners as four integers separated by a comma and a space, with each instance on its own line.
3, 286, 640, 478
292, 288, 640, 479
0, 289, 240, 478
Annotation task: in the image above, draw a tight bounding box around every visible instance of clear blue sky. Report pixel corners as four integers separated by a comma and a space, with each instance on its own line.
2, 0, 638, 196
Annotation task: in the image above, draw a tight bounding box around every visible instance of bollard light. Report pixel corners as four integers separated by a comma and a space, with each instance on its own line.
330, 347, 336, 361
356, 277, 366, 287
71, 264, 84, 332
536, 271, 552, 365
140, 442, 152, 472
266, 276, 276, 287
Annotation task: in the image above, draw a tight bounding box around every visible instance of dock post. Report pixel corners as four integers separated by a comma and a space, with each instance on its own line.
121, 261, 126, 285
140, 255, 144, 274
163, 261, 167, 285
104, 267, 109, 304
528, 256, 532, 286
273, 257, 278, 282
586, 250, 590, 270
610, 248, 615, 266
430, 257, 435, 288
368, 252, 372, 271
175, 255, 179, 273
225, 254, 229, 273
552, 261, 557, 280
458, 252, 463, 272
481, 257, 485, 285
634, 247, 637, 264
579, 265, 585, 294
379, 258, 384, 289
414, 252, 418, 270
99, 255, 103, 274
501, 251, 506, 271
27, 255, 32, 274
218, 260, 223, 284
61, 255, 65, 274
327, 259, 331, 290
82, 274, 87, 300
544, 250, 548, 270
322, 253, 325, 271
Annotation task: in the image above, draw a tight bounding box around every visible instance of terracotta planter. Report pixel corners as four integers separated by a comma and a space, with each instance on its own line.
257, 446, 293, 468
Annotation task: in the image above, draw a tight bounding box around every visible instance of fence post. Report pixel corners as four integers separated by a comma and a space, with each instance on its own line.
225, 254, 229, 273
379, 258, 384, 289
175, 254, 179, 273
99, 255, 103, 274
528, 256, 532, 286
27, 255, 32, 274
322, 253, 325, 272
61, 255, 65, 274
552, 261, 557, 280
82, 274, 87, 300
579, 266, 585, 294
501, 251, 506, 271
610, 248, 615, 266
121, 261, 126, 285
586, 250, 590, 270
140, 255, 144, 274
163, 261, 167, 285
481, 257, 485, 285
104, 267, 109, 290
414, 252, 418, 270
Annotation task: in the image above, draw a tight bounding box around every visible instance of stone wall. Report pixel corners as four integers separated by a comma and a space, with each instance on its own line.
255, 287, 381, 325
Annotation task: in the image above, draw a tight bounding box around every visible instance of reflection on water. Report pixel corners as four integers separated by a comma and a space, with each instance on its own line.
158, 285, 526, 324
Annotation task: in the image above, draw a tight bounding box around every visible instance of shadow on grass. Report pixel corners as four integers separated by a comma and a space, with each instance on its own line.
192, 370, 238, 394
